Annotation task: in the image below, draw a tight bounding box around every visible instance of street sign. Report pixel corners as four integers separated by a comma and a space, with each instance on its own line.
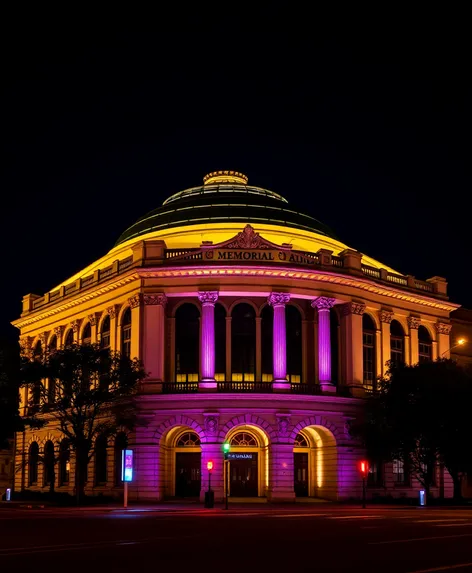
122, 449, 134, 482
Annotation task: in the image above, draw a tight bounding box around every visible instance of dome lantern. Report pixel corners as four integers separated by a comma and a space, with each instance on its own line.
203, 170, 248, 185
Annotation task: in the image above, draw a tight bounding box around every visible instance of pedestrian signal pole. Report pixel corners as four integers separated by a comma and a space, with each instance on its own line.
223, 443, 230, 510
359, 460, 368, 509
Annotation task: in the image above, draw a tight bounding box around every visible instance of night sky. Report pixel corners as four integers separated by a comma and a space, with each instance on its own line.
2, 17, 470, 340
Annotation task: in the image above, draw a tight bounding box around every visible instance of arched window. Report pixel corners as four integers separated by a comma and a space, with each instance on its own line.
418, 325, 432, 363
287, 305, 302, 383
64, 329, 74, 348
82, 323, 92, 345
214, 304, 226, 381
295, 432, 309, 447
94, 434, 108, 485
177, 432, 201, 446
28, 442, 39, 486
390, 320, 405, 365
175, 303, 200, 382
121, 308, 132, 358
230, 432, 257, 446
59, 440, 70, 486
47, 336, 57, 403
43, 440, 55, 487
363, 314, 376, 390
114, 432, 128, 485
232, 303, 256, 382
330, 308, 340, 384
261, 305, 273, 382
101, 315, 111, 349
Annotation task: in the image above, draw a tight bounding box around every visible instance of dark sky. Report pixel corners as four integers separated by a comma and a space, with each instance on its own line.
2, 15, 470, 340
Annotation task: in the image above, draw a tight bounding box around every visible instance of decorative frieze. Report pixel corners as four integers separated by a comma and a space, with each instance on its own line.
379, 310, 393, 324
311, 297, 335, 311
341, 302, 365, 316
435, 322, 452, 335
143, 294, 168, 307
268, 292, 291, 307
197, 291, 218, 306
407, 316, 420, 330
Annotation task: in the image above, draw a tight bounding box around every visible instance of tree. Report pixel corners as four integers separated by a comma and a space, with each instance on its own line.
21, 344, 146, 503
353, 359, 472, 501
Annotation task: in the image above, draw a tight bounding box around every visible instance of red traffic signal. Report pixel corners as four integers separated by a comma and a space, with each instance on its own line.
207, 461, 213, 471
359, 460, 369, 477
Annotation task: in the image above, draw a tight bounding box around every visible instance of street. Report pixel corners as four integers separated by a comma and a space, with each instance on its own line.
2, 504, 472, 572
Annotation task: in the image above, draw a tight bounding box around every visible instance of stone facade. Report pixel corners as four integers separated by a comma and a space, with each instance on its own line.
12, 172, 461, 502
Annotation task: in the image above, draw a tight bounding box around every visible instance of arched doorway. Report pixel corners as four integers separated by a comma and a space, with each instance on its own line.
293, 425, 338, 500
224, 425, 269, 498
172, 430, 201, 497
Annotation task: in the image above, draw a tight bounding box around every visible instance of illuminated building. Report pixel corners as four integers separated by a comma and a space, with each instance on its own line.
13, 171, 461, 501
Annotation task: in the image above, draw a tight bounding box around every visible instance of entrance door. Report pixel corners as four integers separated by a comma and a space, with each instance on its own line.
230, 453, 258, 497
175, 452, 201, 497
294, 453, 309, 497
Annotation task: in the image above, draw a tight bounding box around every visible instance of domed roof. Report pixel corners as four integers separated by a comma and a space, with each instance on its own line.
114, 171, 337, 247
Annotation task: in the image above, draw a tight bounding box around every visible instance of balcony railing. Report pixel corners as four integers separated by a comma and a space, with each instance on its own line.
162, 382, 199, 393
290, 383, 322, 395
217, 381, 273, 393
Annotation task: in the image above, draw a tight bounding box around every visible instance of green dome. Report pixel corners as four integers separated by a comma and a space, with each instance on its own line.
114, 171, 337, 246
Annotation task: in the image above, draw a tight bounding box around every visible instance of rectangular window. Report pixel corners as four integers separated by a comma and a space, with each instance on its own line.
367, 462, 383, 486
393, 459, 409, 485
419, 342, 432, 363
363, 332, 375, 389
390, 337, 404, 365
122, 325, 131, 358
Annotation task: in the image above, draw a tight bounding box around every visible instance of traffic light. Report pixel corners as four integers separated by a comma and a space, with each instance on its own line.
359, 460, 369, 478
207, 461, 213, 471
222, 442, 230, 460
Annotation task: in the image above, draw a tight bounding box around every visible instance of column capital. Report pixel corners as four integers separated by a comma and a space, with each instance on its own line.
128, 294, 142, 309
311, 296, 335, 311
39, 332, 49, 345
198, 291, 219, 306
106, 305, 118, 319
54, 325, 64, 337
407, 316, 420, 330
88, 313, 98, 326
435, 321, 452, 335
71, 319, 81, 333
143, 293, 167, 307
379, 310, 394, 324
341, 302, 365, 316
268, 292, 291, 307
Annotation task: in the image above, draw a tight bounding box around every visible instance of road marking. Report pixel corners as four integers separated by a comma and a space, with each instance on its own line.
414, 519, 469, 523
370, 533, 472, 545
407, 561, 472, 572
329, 515, 383, 520
273, 513, 329, 518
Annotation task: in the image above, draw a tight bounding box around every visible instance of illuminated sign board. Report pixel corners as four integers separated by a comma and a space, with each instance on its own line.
122, 449, 134, 482
204, 249, 318, 266
227, 453, 255, 460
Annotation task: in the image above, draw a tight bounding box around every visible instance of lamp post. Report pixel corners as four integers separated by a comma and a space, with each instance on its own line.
223, 443, 230, 510
441, 338, 466, 357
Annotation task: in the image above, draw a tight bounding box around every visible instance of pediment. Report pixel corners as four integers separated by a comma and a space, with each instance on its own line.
201, 224, 292, 250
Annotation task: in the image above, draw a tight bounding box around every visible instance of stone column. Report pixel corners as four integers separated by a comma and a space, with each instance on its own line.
375, 328, 382, 378
404, 334, 411, 366
408, 317, 420, 365
225, 316, 232, 382
342, 302, 365, 391
88, 314, 98, 344
311, 297, 336, 391
302, 320, 308, 383
143, 294, 167, 385
128, 294, 143, 360
198, 291, 219, 390
435, 322, 452, 359
107, 306, 118, 351
54, 326, 64, 349
255, 316, 262, 382
268, 292, 291, 390
379, 310, 393, 375
71, 320, 81, 344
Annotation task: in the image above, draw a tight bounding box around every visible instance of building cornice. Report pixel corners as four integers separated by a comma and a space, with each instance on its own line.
12, 273, 140, 329
137, 266, 460, 312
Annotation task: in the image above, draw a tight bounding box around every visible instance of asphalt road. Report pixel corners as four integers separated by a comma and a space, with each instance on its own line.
2, 504, 472, 572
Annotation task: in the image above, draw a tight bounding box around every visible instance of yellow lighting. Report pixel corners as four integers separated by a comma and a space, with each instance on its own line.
203, 170, 248, 185
457, 338, 466, 346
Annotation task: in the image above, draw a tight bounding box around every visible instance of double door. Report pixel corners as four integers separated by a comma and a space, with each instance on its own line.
175, 452, 201, 497
230, 454, 258, 497
294, 453, 309, 497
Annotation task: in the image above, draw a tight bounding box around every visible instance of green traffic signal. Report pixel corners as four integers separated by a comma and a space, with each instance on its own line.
222, 442, 230, 453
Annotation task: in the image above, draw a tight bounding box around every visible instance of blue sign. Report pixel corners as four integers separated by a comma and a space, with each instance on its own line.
122, 449, 134, 482
419, 489, 426, 506
227, 453, 255, 460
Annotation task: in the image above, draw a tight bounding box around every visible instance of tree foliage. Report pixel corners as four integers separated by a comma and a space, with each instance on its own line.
21, 343, 146, 501
354, 359, 472, 499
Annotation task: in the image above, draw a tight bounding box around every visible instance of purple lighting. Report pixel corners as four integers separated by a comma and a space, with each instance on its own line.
198, 291, 219, 382
268, 292, 290, 382
312, 297, 335, 386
